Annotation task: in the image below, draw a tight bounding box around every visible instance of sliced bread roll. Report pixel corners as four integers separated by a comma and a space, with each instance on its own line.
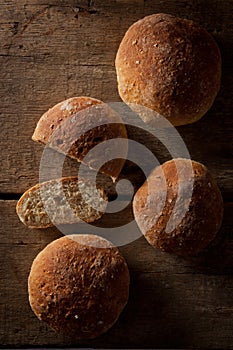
32, 97, 102, 144
16, 177, 107, 228
32, 97, 128, 181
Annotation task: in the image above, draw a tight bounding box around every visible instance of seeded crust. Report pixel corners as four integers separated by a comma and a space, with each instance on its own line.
32, 97, 128, 180
28, 235, 130, 339
115, 13, 221, 126
16, 177, 107, 228
133, 159, 224, 256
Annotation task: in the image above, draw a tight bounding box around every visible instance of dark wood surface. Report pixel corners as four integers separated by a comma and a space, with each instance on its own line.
0, 0, 233, 348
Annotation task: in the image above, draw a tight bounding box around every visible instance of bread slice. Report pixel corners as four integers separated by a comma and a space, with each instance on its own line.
16, 177, 107, 228
32, 97, 128, 181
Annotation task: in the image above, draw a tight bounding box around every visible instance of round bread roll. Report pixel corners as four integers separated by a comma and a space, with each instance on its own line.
115, 13, 221, 126
28, 235, 130, 339
133, 159, 224, 256
32, 96, 128, 181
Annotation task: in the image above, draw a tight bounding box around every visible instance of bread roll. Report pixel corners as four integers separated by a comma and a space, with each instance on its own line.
16, 177, 107, 228
28, 235, 130, 339
133, 159, 224, 256
32, 97, 128, 180
32, 97, 101, 144
115, 13, 221, 126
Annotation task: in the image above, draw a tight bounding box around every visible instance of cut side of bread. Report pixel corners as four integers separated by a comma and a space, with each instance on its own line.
16, 177, 107, 228
32, 97, 128, 181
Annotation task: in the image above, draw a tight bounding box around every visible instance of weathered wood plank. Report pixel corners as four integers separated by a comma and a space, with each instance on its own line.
0, 200, 233, 348
0, 0, 232, 197
0, 0, 233, 348
1, 201, 233, 274
0, 96, 232, 198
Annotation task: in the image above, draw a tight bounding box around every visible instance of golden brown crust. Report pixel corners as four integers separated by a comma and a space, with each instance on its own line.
133, 159, 224, 256
32, 97, 102, 144
28, 235, 130, 339
32, 97, 128, 180
115, 13, 221, 126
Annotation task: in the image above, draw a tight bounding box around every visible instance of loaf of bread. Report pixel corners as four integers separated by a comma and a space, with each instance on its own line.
16, 177, 107, 228
28, 234, 130, 339
32, 97, 128, 180
115, 13, 221, 126
133, 159, 224, 256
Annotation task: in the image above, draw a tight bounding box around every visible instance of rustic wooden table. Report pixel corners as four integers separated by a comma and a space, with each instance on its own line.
0, 0, 233, 348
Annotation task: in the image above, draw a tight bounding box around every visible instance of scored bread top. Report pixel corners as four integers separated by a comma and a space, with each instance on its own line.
133, 158, 224, 256
16, 177, 107, 228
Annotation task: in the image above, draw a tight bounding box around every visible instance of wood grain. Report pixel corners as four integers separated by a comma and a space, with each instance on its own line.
0, 200, 233, 348
0, 0, 232, 198
1, 0, 233, 348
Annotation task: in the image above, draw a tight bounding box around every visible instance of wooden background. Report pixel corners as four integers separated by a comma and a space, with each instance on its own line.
0, 0, 233, 348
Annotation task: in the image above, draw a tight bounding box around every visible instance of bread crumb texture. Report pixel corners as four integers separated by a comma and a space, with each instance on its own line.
16, 177, 107, 228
